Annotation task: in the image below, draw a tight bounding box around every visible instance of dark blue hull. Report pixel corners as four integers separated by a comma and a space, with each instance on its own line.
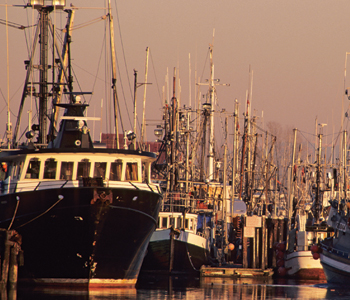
0, 186, 161, 287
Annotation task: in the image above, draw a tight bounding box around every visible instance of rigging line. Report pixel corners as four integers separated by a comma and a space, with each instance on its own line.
149, 49, 162, 107
200, 47, 210, 83
85, 28, 106, 105
60, 15, 108, 32
113, 0, 133, 100
111, 2, 132, 131
0, 19, 28, 30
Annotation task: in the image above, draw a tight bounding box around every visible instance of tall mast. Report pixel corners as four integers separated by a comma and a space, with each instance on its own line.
5, 4, 11, 148
208, 45, 215, 181
108, 0, 119, 149
140, 47, 150, 148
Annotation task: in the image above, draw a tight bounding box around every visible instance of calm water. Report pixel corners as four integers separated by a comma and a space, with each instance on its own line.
1, 275, 350, 300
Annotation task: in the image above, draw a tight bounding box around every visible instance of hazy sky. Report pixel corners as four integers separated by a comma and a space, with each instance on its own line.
1, 0, 350, 145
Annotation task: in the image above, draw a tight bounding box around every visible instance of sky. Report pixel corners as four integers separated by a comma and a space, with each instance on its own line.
1, 0, 350, 148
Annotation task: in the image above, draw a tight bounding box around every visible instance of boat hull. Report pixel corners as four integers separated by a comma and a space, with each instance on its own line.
320, 248, 350, 284
284, 251, 325, 280
141, 228, 210, 273
0, 185, 161, 287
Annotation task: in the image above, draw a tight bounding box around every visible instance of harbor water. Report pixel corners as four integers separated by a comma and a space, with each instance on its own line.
2, 275, 350, 300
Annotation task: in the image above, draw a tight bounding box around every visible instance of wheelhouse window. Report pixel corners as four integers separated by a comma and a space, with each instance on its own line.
177, 217, 182, 229
44, 159, 57, 179
60, 161, 74, 180
94, 162, 106, 179
170, 217, 175, 227
25, 158, 40, 179
16, 161, 24, 179
161, 217, 168, 229
77, 159, 91, 178
142, 162, 149, 183
125, 162, 138, 181
110, 160, 123, 181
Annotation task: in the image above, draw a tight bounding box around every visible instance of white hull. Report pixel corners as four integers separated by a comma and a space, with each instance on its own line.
285, 251, 325, 279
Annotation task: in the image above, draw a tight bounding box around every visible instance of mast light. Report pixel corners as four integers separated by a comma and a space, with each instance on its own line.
28, 0, 66, 9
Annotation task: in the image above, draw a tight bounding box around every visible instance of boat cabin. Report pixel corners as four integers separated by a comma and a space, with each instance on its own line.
156, 212, 212, 237
0, 150, 155, 194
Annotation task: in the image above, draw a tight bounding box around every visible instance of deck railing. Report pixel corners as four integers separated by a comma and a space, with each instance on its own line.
161, 191, 218, 212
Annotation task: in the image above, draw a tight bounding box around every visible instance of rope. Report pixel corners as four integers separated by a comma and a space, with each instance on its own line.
16, 196, 64, 229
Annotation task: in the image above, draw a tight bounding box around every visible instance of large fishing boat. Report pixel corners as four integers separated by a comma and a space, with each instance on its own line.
0, 2, 162, 288
319, 199, 350, 284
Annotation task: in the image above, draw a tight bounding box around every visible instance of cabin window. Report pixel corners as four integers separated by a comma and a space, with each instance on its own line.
110, 160, 123, 181
44, 159, 57, 179
157, 217, 160, 228
94, 162, 106, 179
25, 158, 40, 179
177, 217, 182, 229
77, 159, 91, 178
60, 162, 74, 180
125, 162, 138, 181
16, 161, 23, 179
170, 217, 175, 227
161, 217, 168, 229
185, 219, 189, 230
142, 162, 149, 183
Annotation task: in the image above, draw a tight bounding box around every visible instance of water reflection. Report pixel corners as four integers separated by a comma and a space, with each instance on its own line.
1, 276, 350, 299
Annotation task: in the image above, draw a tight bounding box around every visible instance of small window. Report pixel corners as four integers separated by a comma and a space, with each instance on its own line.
77, 159, 90, 178
157, 217, 160, 228
185, 219, 189, 230
177, 217, 182, 229
170, 217, 175, 227
162, 217, 168, 229
60, 162, 74, 180
142, 162, 149, 183
125, 162, 138, 181
25, 158, 40, 179
16, 161, 24, 179
94, 162, 106, 179
110, 160, 123, 181
44, 159, 57, 179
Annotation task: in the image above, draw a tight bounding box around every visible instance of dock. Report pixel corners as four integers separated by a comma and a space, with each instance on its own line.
200, 265, 274, 278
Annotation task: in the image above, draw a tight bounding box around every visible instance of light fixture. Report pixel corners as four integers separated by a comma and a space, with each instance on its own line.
52, 0, 66, 9
154, 128, 163, 139
127, 131, 136, 141
28, 0, 66, 9
202, 103, 211, 110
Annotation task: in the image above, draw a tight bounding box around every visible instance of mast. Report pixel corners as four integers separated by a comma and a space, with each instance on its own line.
140, 47, 150, 149
170, 68, 178, 192
208, 45, 215, 181
108, 0, 119, 149
5, 4, 11, 148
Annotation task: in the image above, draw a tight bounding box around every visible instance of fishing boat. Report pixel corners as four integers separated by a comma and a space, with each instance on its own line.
319, 198, 350, 284
283, 129, 328, 280
0, 2, 162, 288
141, 45, 230, 274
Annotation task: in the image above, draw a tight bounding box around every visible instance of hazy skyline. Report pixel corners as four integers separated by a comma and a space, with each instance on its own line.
1, 1, 350, 146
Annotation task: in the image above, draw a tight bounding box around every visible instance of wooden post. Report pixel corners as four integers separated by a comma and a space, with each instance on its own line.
254, 228, 259, 268
261, 217, 267, 269
242, 217, 248, 268
272, 218, 277, 268
1, 231, 11, 287
8, 244, 18, 289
